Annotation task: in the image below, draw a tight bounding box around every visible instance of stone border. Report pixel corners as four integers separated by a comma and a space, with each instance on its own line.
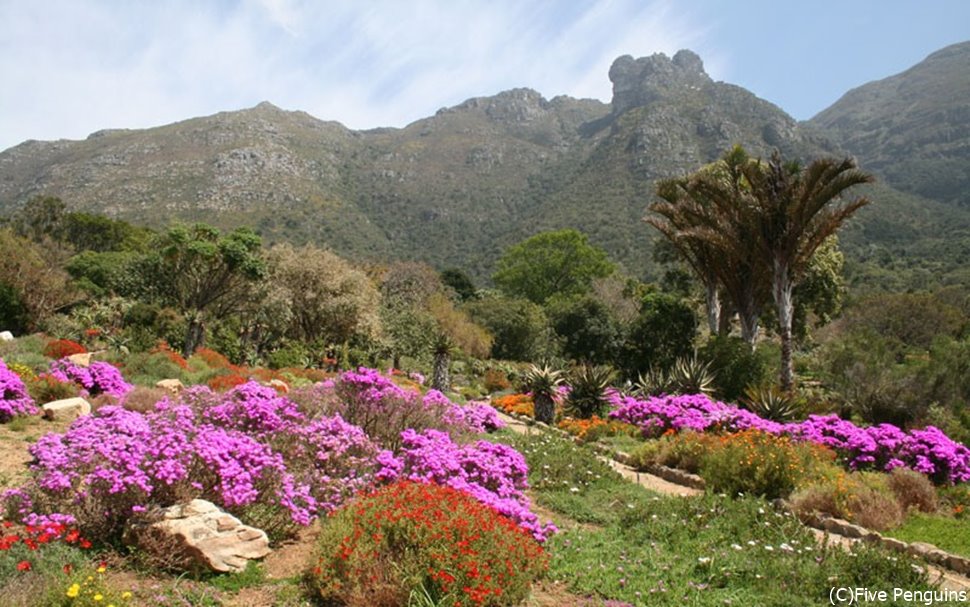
493, 405, 970, 578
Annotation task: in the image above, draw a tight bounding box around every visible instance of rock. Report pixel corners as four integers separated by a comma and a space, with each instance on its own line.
156, 379, 185, 395
125, 499, 270, 573
907, 542, 938, 558
267, 379, 289, 394
837, 522, 869, 539
947, 555, 970, 575
0, 331, 13, 342
42, 397, 92, 421
608, 50, 712, 115
880, 537, 908, 552
66, 352, 93, 368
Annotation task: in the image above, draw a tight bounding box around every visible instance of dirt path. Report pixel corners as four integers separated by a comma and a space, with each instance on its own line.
497, 411, 970, 593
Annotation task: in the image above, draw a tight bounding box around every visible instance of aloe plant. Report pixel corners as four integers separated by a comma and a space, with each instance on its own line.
670, 355, 716, 395
633, 367, 675, 398
565, 364, 616, 419
523, 364, 564, 424
742, 385, 801, 422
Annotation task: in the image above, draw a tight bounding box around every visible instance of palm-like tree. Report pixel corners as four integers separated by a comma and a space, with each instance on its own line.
739, 152, 872, 391
648, 146, 872, 392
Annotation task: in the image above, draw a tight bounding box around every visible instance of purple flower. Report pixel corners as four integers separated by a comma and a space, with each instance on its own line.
0, 358, 37, 421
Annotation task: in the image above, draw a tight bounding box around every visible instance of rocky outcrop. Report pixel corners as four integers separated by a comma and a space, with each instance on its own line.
125, 499, 271, 573
609, 50, 711, 115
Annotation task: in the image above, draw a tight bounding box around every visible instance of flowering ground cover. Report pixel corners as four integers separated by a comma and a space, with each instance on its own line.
608, 392, 970, 484
0, 359, 38, 422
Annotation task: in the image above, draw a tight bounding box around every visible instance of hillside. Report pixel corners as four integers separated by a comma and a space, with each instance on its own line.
809, 41, 970, 208
2, 48, 968, 286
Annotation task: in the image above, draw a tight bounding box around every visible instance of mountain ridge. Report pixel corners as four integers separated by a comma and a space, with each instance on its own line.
1, 46, 968, 287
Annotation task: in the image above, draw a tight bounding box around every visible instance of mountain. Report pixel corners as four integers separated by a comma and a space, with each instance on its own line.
809, 41, 970, 208
1, 48, 968, 288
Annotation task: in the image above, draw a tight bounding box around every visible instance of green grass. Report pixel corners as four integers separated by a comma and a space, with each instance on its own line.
886, 513, 970, 558
493, 427, 939, 607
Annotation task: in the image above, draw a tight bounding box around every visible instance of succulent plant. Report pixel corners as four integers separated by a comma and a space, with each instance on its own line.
633, 367, 675, 398
565, 364, 617, 419
742, 385, 801, 422
523, 364, 564, 424
670, 355, 716, 396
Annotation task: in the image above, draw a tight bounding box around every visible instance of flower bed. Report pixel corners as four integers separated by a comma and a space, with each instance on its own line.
49, 358, 133, 399
0, 359, 38, 422
4, 367, 546, 545
608, 392, 970, 484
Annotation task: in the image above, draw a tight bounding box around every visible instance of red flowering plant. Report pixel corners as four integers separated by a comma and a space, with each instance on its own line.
0, 516, 92, 587
42, 339, 87, 360
310, 481, 547, 607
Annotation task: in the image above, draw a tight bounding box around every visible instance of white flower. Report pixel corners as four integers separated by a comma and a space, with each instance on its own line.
698, 557, 711, 564
570, 486, 580, 493
764, 545, 774, 551
731, 543, 743, 551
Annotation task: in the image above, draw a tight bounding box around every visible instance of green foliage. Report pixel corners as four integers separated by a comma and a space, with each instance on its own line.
564, 364, 616, 419
493, 229, 615, 305
65, 251, 141, 297
632, 367, 675, 398
670, 355, 715, 396
465, 294, 555, 362
547, 295, 623, 365
620, 291, 696, 377
0, 282, 29, 335
439, 268, 477, 302
887, 513, 970, 558
742, 386, 801, 422
523, 363, 564, 424
0, 229, 78, 331
266, 341, 311, 370
699, 335, 772, 402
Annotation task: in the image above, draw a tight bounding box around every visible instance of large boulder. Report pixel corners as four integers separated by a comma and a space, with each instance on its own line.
42, 397, 92, 421
125, 499, 271, 573
155, 379, 185, 395
0, 331, 14, 342
66, 352, 94, 368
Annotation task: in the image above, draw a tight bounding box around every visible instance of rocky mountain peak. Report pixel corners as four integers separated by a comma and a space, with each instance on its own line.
609, 49, 711, 115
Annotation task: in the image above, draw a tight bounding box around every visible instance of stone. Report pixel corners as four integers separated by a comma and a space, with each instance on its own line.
880, 537, 908, 552
42, 397, 92, 421
66, 352, 93, 368
0, 331, 13, 342
947, 555, 970, 575
126, 499, 270, 573
267, 379, 289, 394
837, 522, 868, 539
907, 542, 937, 558
156, 379, 185, 395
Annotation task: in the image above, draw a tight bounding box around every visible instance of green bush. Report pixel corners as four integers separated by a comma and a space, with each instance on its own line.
700, 430, 833, 500
699, 335, 771, 402
266, 341, 310, 370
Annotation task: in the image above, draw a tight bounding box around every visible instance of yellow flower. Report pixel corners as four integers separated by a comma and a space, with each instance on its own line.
67, 583, 81, 598
97, 566, 107, 573
121, 592, 132, 599
94, 594, 104, 601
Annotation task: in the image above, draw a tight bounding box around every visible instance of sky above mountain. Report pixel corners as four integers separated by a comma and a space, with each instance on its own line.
1, 0, 968, 151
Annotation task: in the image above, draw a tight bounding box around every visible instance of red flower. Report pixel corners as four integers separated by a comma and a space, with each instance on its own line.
79, 539, 92, 549
63, 564, 73, 574
16, 560, 31, 572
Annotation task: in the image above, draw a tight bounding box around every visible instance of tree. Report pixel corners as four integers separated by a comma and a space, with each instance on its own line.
379, 262, 444, 369
266, 244, 381, 348
493, 229, 615, 305
738, 151, 872, 391
465, 294, 555, 362
620, 291, 697, 377
0, 229, 79, 331
651, 149, 769, 345
138, 224, 266, 356
426, 294, 492, 391
440, 268, 477, 302
548, 296, 623, 365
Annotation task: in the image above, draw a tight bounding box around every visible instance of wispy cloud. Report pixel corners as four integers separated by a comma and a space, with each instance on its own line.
0, 0, 711, 150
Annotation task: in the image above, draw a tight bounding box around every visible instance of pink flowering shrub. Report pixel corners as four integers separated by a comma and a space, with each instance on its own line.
49, 358, 133, 399
290, 368, 500, 449
7, 373, 541, 544
609, 392, 970, 484
376, 428, 556, 543
0, 358, 38, 422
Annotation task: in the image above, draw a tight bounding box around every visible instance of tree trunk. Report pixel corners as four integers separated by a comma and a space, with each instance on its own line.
534, 394, 555, 425
774, 261, 795, 392
704, 282, 720, 335
183, 312, 206, 358
432, 350, 450, 392
717, 299, 734, 337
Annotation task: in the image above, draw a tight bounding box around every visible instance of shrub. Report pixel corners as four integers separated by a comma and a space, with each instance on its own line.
42, 340, 86, 360
206, 373, 248, 392
25, 374, 79, 404
48, 359, 132, 399
310, 481, 548, 607
628, 431, 715, 474
887, 467, 938, 513
492, 393, 534, 417
790, 471, 905, 530
0, 359, 38, 422
699, 335, 771, 402
700, 430, 831, 499
483, 368, 510, 392
558, 416, 635, 443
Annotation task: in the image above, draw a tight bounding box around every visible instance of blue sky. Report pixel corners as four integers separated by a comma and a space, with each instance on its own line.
1, 0, 967, 151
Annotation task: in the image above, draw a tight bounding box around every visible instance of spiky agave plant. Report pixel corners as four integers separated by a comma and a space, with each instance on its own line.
565, 364, 617, 419
742, 385, 801, 422
523, 363, 564, 425
633, 367, 675, 398
670, 355, 716, 396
